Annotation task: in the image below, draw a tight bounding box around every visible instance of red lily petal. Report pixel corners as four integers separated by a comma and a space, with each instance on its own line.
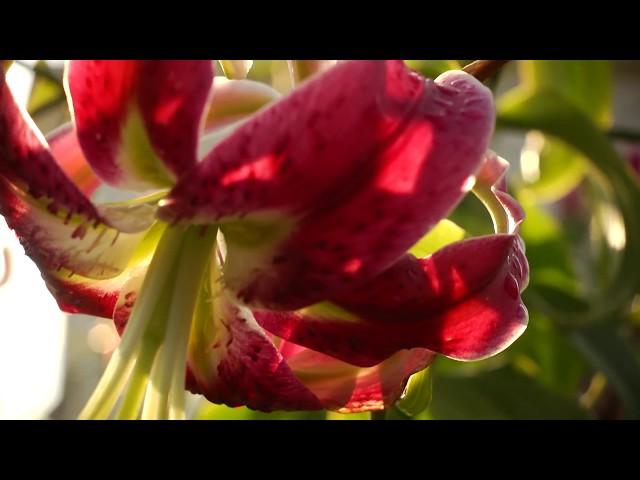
281, 341, 433, 413
161, 62, 495, 310
41, 221, 162, 319
475, 150, 525, 230
45, 267, 133, 319
0, 70, 98, 220
67, 60, 214, 190
1, 71, 153, 282
51, 221, 164, 320
186, 296, 433, 412
256, 234, 528, 366
112, 257, 431, 413
0, 176, 153, 279
47, 124, 101, 197
187, 299, 325, 411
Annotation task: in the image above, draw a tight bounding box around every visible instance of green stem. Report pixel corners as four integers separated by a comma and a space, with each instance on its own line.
472, 186, 510, 234
607, 127, 640, 143
462, 60, 510, 83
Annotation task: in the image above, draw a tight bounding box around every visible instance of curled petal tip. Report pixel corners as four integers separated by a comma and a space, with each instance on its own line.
476, 150, 510, 190
67, 60, 214, 190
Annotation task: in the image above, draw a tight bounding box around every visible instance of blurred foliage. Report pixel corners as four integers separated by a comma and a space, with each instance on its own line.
20, 60, 640, 420
24, 60, 68, 134
513, 61, 613, 202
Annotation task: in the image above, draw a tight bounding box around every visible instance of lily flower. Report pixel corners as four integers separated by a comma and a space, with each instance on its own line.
0, 60, 528, 419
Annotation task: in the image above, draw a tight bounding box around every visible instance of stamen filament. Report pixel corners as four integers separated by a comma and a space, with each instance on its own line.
115, 340, 158, 420
79, 224, 187, 420
141, 352, 166, 419
79, 224, 216, 420
473, 186, 510, 234
79, 347, 138, 420
118, 255, 181, 419
142, 227, 217, 419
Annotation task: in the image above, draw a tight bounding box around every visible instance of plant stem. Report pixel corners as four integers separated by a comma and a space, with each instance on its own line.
608, 127, 640, 143
463, 60, 510, 83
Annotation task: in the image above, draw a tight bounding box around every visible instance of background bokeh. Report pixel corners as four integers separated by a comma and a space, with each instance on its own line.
1, 60, 639, 420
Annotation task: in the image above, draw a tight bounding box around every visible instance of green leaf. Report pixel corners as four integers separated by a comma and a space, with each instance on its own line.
395, 367, 432, 417
519, 60, 612, 128
427, 365, 591, 419
516, 191, 578, 294
510, 312, 587, 398
497, 87, 640, 323
520, 137, 588, 202
193, 401, 327, 420
409, 219, 466, 257
515, 61, 613, 201
570, 323, 640, 419
326, 411, 371, 420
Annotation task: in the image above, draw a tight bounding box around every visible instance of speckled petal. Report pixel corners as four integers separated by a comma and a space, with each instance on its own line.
161, 62, 495, 310
67, 60, 214, 191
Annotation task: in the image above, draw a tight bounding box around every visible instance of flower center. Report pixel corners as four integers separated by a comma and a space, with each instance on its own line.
78, 224, 217, 420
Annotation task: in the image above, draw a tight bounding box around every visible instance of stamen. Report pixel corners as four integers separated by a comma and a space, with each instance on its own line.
118, 258, 181, 419
142, 226, 217, 419
116, 341, 158, 419
79, 223, 218, 420
472, 186, 511, 234
78, 225, 188, 420
78, 346, 139, 419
